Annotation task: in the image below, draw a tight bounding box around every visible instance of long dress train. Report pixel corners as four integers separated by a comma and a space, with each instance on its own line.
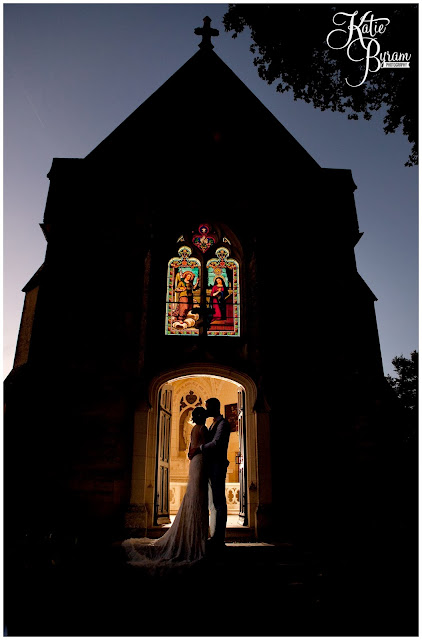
122, 427, 208, 571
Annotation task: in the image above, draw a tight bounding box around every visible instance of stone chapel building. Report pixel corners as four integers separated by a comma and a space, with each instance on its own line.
5, 19, 393, 548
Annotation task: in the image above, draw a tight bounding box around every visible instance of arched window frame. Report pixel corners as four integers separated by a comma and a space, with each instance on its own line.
165, 224, 240, 337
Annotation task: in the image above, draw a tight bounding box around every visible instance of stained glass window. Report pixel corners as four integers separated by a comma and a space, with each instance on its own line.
165, 231, 240, 337
192, 224, 217, 253
165, 246, 201, 335
206, 247, 240, 336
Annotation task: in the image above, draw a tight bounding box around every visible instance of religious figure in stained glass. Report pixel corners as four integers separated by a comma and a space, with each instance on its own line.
206, 247, 240, 336
211, 277, 228, 321
166, 246, 201, 335
175, 271, 198, 320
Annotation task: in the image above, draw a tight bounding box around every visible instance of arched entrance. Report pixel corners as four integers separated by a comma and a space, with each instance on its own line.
126, 364, 267, 538
154, 375, 247, 528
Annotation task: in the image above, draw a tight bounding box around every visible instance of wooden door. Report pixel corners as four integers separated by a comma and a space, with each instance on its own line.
237, 388, 248, 526
154, 384, 172, 524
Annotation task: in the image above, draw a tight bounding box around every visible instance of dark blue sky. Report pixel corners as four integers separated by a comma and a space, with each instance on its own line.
3, 3, 419, 378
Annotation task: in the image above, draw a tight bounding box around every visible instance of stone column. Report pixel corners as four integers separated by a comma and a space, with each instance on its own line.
124, 398, 155, 533
255, 396, 273, 540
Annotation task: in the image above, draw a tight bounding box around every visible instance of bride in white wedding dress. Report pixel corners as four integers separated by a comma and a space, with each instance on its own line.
122, 406, 209, 570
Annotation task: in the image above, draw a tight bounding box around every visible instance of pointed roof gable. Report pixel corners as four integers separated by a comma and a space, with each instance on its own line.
85, 47, 320, 172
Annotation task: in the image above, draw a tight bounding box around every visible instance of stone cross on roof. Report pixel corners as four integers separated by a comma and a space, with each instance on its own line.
194, 16, 219, 50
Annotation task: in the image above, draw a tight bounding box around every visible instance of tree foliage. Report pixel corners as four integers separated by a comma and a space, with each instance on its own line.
223, 4, 418, 165
386, 350, 418, 414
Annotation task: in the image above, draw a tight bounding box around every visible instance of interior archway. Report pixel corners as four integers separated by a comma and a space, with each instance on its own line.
163, 375, 243, 526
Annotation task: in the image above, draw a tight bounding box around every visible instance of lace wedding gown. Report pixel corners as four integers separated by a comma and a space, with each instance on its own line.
122, 424, 209, 570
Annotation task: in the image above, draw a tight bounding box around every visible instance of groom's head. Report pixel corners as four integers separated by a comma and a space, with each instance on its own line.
205, 397, 220, 418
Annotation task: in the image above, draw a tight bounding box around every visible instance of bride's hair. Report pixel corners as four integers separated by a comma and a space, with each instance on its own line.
191, 406, 207, 425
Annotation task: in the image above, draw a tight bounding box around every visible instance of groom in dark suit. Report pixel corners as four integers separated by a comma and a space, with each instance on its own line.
189, 397, 231, 554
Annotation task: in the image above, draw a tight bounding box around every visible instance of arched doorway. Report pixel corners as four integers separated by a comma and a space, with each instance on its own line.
127, 364, 263, 537
154, 375, 247, 528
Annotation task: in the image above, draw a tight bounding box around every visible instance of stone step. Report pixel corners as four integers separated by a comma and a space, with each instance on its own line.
116, 538, 309, 570
223, 541, 310, 565
126, 524, 257, 541
224, 526, 256, 541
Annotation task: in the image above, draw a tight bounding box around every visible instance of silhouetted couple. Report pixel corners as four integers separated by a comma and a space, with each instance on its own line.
122, 397, 231, 568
